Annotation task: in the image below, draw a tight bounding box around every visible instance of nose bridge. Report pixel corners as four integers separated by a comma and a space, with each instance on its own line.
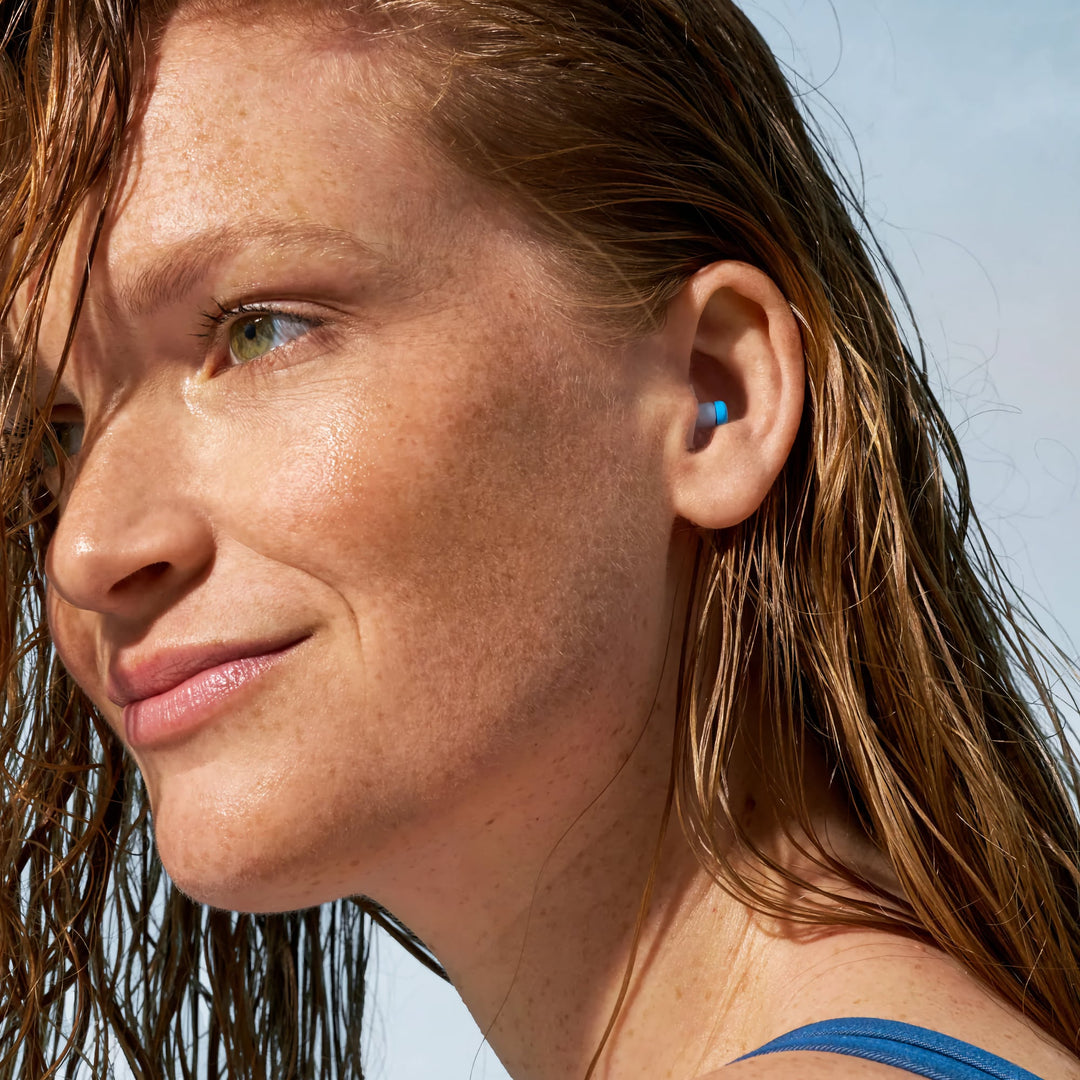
45, 400, 214, 617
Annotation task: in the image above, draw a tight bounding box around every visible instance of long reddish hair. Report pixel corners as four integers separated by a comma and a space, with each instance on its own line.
2, 1, 1078, 1075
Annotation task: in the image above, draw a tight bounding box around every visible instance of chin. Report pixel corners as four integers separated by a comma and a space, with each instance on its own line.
154, 827, 313, 913
146, 774, 366, 914
155, 830, 361, 913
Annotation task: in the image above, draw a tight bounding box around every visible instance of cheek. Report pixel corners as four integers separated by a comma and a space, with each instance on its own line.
205, 373, 386, 551
261, 382, 602, 748
206, 327, 626, 619
147, 319, 670, 909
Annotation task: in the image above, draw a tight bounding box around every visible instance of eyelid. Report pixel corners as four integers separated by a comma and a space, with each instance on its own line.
198, 301, 326, 374
36, 405, 85, 497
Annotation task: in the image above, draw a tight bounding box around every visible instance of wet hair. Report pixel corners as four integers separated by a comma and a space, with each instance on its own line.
2, 0, 1078, 1076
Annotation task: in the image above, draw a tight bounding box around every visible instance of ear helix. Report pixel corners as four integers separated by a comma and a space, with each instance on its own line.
695, 400, 729, 430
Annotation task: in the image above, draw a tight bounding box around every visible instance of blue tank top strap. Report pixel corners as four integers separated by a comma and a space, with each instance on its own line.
732, 1018, 1047, 1080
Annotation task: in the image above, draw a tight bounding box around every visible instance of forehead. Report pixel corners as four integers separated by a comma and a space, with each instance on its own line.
115, 13, 432, 256
26, 8, 540, 389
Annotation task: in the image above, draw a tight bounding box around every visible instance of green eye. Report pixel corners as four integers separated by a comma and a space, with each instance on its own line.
41, 420, 84, 470
227, 313, 311, 365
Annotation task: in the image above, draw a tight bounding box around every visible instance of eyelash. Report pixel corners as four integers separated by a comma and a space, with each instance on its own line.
196, 300, 324, 371
6, 415, 83, 494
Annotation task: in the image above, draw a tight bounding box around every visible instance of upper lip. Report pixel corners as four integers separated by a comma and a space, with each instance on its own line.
107, 635, 307, 707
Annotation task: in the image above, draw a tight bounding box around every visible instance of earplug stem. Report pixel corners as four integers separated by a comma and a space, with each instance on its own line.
695, 400, 729, 430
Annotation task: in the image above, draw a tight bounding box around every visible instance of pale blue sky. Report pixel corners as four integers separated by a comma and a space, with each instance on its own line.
364, 3, 1080, 1078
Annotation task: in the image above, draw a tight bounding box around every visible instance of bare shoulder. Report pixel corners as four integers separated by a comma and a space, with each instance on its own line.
698, 1053, 919, 1080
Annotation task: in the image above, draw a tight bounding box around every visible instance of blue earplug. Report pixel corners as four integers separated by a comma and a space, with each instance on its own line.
695, 400, 729, 429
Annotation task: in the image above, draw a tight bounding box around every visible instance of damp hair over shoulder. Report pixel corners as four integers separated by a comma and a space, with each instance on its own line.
2, 0, 1079, 1075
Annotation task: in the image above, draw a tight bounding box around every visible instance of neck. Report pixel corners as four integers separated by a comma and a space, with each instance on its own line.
358, 617, 772, 1080
342, 528, 1078, 1080
356, 567, 914, 1080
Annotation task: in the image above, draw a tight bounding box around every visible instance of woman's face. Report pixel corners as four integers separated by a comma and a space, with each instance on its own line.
38, 11, 679, 910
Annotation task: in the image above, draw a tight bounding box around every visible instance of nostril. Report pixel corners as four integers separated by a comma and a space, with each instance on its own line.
47, 500, 214, 616
110, 561, 172, 594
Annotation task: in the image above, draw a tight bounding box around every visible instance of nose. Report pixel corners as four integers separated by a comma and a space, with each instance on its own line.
45, 424, 214, 620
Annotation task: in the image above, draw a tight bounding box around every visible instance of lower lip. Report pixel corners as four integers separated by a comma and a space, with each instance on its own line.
123, 646, 297, 749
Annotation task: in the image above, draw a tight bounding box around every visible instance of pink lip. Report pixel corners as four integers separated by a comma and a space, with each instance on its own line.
110, 638, 306, 749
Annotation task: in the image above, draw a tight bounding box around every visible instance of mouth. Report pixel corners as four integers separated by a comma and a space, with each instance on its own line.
109, 635, 309, 749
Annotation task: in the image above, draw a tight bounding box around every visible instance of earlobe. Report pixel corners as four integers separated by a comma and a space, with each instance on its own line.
663, 262, 805, 530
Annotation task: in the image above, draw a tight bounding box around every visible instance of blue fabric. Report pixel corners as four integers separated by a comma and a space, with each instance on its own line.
734, 1017, 1046, 1080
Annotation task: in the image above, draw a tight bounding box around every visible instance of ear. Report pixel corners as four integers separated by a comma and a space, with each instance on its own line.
661, 262, 804, 529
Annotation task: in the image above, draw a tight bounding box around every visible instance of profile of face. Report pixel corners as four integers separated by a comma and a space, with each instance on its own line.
36, 2, 804, 917
34, 8, 689, 913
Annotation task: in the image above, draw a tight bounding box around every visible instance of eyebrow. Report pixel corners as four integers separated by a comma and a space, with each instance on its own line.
106, 218, 393, 320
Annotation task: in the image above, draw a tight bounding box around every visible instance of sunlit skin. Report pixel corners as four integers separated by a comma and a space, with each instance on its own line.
29, 9, 1080, 1080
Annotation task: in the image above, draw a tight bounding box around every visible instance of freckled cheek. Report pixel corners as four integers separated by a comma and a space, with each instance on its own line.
204, 394, 439, 580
